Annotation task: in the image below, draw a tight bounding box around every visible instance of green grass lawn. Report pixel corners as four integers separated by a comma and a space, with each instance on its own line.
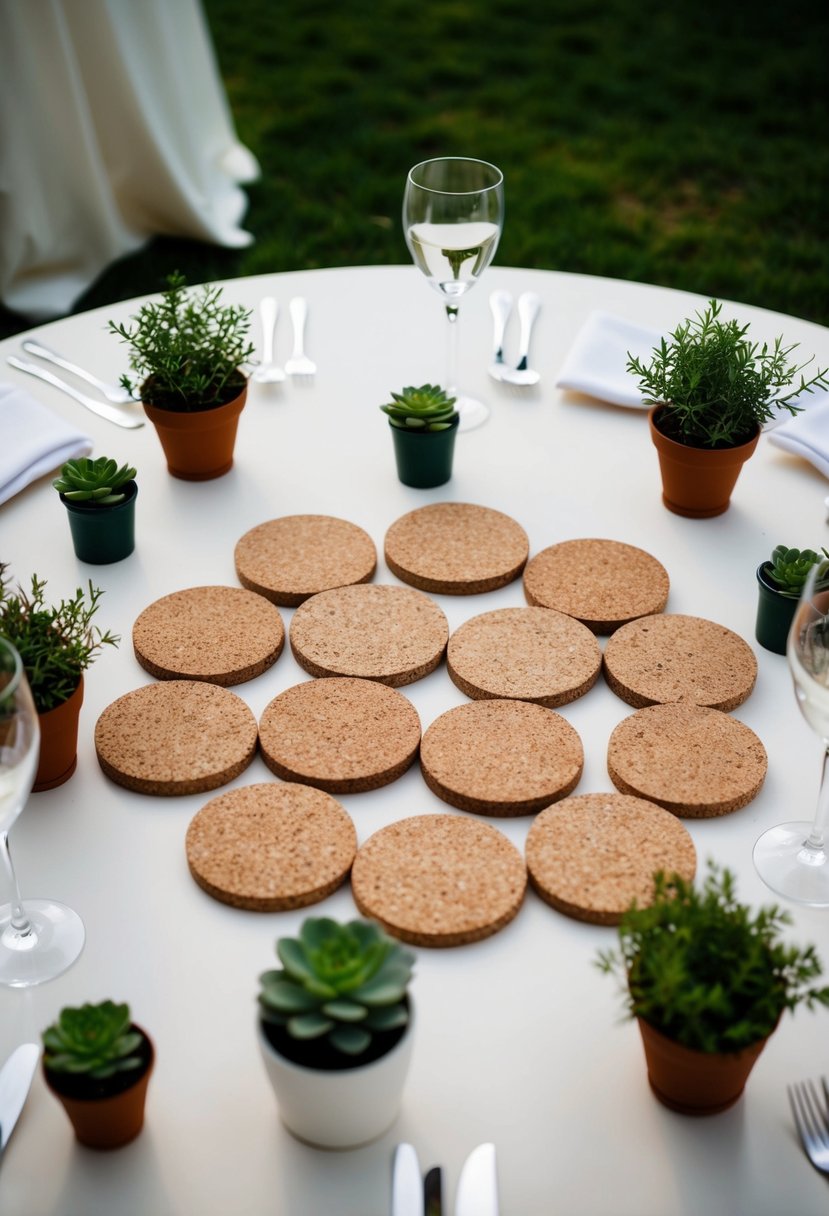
2, 0, 827, 338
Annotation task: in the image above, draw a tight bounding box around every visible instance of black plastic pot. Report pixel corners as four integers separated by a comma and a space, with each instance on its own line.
61, 481, 137, 564
755, 563, 798, 655
389, 417, 459, 488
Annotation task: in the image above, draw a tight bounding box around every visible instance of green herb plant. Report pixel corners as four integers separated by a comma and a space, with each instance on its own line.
259, 917, 415, 1058
596, 862, 829, 1054
627, 300, 829, 448
767, 545, 829, 597
53, 457, 136, 505
43, 1000, 144, 1080
108, 271, 255, 411
0, 564, 119, 712
380, 384, 459, 432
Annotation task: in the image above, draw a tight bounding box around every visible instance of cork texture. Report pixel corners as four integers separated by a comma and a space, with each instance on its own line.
185, 782, 357, 911
234, 514, 376, 606
289, 583, 448, 686
132, 585, 284, 686
351, 813, 527, 947
420, 699, 584, 816
95, 681, 258, 795
525, 792, 697, 924
384, 502, 529, 594
259, 676, 421, 793
447, 606, 601, 707
607, 703, 768, 818
523, 538, 670, 633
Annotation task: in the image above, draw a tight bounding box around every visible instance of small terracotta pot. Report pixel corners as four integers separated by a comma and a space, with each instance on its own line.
648, 407, 760, 518
637, 1017, 772, 1115
61, 481, 137, 564
44, 1027, 154, 1149
143, 381, 247, 480
755, 563, 798, 655
33, 676, 84, 792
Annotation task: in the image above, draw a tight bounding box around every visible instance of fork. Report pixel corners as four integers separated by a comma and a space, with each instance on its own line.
285, 297, 316, 377
499, 292, 541, 387
251, 297, 285, 383
788, 1076, 829, 1176
21, 338, 137, 404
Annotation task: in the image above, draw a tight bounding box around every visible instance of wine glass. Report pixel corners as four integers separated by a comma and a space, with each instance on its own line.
403, 157, 504, 431
0, 637, 85, 985
754, 558, 829, 905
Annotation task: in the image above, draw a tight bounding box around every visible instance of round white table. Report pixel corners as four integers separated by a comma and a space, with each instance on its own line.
1, 266, 828, 1216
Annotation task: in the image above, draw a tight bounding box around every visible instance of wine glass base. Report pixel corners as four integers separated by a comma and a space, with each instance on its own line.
753, 822, 829, 906
0, 899, 85, 987
456, 395, 490, 432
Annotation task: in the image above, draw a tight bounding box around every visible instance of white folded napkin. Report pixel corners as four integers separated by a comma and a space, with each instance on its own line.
0, 382, 92, 506
555, 311, 663, 408
767, 390, 829, 478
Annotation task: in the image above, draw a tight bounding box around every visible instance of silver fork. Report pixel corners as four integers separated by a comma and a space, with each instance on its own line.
499, 292, 541, 386
251, 296, 285, 383
285, 297, 316, 377
788, 1077, 829, 1176
21, 338, 137, 403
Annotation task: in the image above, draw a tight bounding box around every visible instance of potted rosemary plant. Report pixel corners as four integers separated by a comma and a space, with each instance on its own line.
755, 544, 829, 654
53, 456, 137, 564
627, 300, 829, 517
381, 384, 459, 487
597, 863, 829, 1115
258, 916, 416, 1148
42, 999, 154, 1149
109, 272, 255, 480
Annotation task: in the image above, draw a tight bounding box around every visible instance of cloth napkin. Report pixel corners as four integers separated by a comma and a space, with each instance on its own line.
555, 311, 663, 408
0, 382, 92, 506
767, 390, 829, 478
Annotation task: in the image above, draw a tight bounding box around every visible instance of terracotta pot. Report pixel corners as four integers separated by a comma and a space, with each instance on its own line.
648, 407, 760, 518
43, 1027, 154, 1149
755, 563, 798, 655
637, 1017, 772, 1115
143, 381, 247, 480
33, 676, 84, 792
389, 417, 459, 488
61, 481, 137, 564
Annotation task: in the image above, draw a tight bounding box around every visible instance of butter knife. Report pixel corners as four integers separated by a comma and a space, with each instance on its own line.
0, 1043, 39, 1161
7, 357, 144, 429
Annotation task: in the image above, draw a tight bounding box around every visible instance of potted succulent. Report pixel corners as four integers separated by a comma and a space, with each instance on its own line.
53, 456, 137, 564
0, 564, 119, 790
755, 544, 829, 655
627, 299, 829, 517
257, 916, 416, 1148
42, 1000, 154, 1150
109, 272, 255, 480
597, 862, 829, 1115
381, 383, 459, 488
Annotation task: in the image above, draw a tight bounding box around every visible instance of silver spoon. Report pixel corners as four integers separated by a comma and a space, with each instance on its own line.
488, 290, 513, 382
252, 296, 285, 383
500, 292, 541, 386
20, 339, 138, 403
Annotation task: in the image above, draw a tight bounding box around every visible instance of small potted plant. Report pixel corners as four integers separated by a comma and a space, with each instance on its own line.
381, 383, 459, 488
755, 544, 829, 655
258, 916, 416, 1148
627, 299, 829, 517
0, 564, 118, 790
53, 456, 138, 564
109, 271, 255, 480
42, 1000, 154, 1150
596, 862, 829, 1115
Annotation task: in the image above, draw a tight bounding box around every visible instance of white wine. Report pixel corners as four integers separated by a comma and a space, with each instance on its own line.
791, 650, 829, 742
0, 751, 36, 834
407, 222, 500, 299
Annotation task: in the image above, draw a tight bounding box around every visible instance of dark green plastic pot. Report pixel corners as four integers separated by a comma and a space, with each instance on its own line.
389, 417, 459, 488
61, 481, 137, 564
755, 563, 798, 655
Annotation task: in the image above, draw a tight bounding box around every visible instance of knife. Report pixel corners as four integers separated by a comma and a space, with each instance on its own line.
0, 1043, 39, 1160
6, 356, 145, 429
392, 1142, 425, 1216
454, 1143, 499, 1216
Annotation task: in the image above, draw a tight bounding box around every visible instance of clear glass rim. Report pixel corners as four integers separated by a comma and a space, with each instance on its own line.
0, 636, 22, 699
407, 157, 503, 196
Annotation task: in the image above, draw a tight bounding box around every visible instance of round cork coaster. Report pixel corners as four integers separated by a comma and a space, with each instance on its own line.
351, 814, 527, 947
603, 613, 757, 711
95, 681, 258, 795
420, 700, 583, 816
289, 583, 448, 686
132, 585, 284, 686
384, 502, 529, 595
259, 677, 421, 794
523, 538, 670, 634
185, 782, 357, 911
234, 514, 376, 606
607, 703, 768, 818
447, 606, 601, 707
525, 792, 697, 925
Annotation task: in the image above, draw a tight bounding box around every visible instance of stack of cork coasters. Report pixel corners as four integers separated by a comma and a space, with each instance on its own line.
384, 502, 529, 594
234, 514, 377, 605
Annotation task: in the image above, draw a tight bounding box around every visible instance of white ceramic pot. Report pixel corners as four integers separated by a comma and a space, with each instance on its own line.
257, 1002, 415, 1149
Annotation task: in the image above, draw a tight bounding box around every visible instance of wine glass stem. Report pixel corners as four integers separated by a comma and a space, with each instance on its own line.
445, 303, 460, 395
0, 831, 32, 936
807, 749, 829, 851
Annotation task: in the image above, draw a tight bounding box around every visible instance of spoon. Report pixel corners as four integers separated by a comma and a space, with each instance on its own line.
252, 297, 285, 383
500, 292, 541, 386
488, 290, 513, 382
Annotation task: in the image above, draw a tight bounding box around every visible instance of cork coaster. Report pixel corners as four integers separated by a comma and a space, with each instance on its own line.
603, 613, 757, 711
523, 538, 670, 634
95, 681, 258, 795
420, 700, 583, 816
525, 792, 697, 925
132, 585, 284, 686
259, 677, 421, 793
607, 703, 767, 818
185, 782, 357, 911
384, 502, 529, 595
351, 814, 527, 947
289, 583, 448, 686
447, 606, 601, 707
234, 514, 377, 606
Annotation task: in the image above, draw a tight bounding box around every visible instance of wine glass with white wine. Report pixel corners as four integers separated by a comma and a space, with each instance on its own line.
404, 157, 504, 431
0, 637, 85, 985
754, 558, 829, 905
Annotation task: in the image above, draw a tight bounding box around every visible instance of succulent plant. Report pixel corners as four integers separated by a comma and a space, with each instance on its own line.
53, 457, 137, 505
380, 383, 458, 432
767, 545, 829, 597
42, 1000, 145, 1079
259, 917, 415, 1057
